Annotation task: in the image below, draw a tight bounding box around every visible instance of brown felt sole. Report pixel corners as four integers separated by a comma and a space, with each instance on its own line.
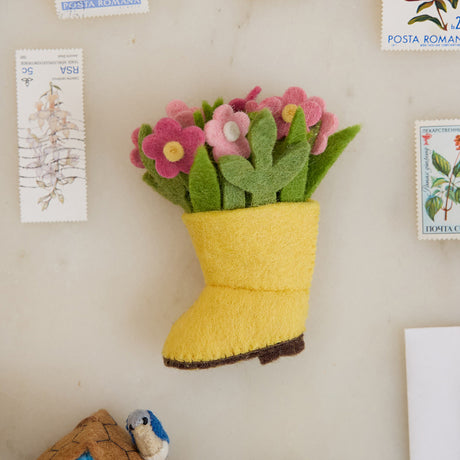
163, 334, 305, 370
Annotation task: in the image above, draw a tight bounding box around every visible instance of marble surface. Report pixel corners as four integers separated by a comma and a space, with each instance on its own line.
1, 1, 460, 459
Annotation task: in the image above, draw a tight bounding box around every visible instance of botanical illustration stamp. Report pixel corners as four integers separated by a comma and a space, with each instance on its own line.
55, 0, 149, 19
16, 49, 87, 223
382, 0, 460, 50
415, 120, 460, 239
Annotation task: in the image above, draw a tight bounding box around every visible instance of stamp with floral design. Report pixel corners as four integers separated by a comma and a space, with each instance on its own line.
55, 0, 149, 19
16, 49, 87, 223
382, 0, 460, 50
415, 120, 460, 239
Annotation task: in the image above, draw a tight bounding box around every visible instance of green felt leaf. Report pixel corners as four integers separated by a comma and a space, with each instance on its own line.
453, 161, 460, 177
202, 101, 213, 122
408, 14, 443, 29
248, 109, 277, 170
193, 110, 204, 129
138, 123, 155, 173
222, 180, 245, 210
449, 0, 458, 8
432, 177, 448, 187
280, 161, 309, 202
425, 195, 443, 220
305, 125, 361, 200
417, 1, 434, 13
212, 97, 224, 110
142, 172, 192, 212
219, 110, 309, 207
189, 146, 221, 212
432, 151, 451, 177
280, 107, 310, 202
219, 155, 255, 190
219, 141, 308, 206
436, 0, 447, 12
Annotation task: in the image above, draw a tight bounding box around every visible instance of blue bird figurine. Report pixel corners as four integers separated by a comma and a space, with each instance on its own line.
126, 410, 170, 460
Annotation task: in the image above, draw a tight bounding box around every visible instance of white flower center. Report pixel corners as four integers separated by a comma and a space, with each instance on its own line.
223, 121, 240, 142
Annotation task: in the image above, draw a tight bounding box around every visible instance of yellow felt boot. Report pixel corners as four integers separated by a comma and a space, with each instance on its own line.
162, 201, 320, 369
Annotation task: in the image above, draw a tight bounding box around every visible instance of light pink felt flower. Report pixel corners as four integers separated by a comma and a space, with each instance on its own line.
166, 100, 200, 128
246, 87, 323, 140
204, 104, 251, 160
229, 86, 262, 112
311, 112, 339, 155
142, 118, 205, 178
129, 127, 145, 169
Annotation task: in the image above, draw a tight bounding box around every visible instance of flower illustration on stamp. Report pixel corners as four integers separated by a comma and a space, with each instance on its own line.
406, 0, 458, 31
25, 82, 81, 211
425, 135, 460, 221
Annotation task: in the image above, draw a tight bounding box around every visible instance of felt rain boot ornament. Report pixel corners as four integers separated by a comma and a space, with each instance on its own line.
129, 87, 360, 369
37, 409, 169, 460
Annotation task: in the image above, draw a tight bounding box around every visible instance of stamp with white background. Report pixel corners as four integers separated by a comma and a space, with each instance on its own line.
415, 120, 460, 239
55, 0, 149, 19
382, 0, 460, 50
16, 49, 87, 223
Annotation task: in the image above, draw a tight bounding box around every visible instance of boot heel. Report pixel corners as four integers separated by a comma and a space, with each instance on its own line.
257, 335, 305, 365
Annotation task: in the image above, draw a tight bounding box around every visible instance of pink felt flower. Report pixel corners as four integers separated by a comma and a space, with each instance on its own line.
142, 118, 205, 178
229, 86, 262, 112
246, 87, 323, 140
166, 100, 200, 128
204, 104, 251, 160
311, 112, 339, 155
129, 127, 145, 169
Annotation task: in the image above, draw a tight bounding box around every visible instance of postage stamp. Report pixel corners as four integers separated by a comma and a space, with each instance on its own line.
415, 120, 460, 239
16, 49, 87, 223
55, 0, 149, 19
382, 0, 460, 50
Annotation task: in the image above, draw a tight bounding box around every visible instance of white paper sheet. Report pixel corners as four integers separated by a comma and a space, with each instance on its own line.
405, 327, 460, 460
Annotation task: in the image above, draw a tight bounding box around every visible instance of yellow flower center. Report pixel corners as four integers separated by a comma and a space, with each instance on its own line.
282, 104, 298, 123
163, 141, 184, 162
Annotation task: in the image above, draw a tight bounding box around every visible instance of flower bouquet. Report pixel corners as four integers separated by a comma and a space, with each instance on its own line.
130, 86, 360, 369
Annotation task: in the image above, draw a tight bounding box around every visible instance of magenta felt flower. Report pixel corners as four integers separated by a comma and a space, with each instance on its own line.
129, 127, 145, 169
311, 112, 339, 155
166, 100, 200, 128
204, 104, 251, 160
229, 86, 262, 112
142, 118, 205, 178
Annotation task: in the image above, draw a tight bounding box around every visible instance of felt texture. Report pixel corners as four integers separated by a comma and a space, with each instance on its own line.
164, 334, 305, 369
77, 453, 93, 460
311, 112, 339, 155
189, 146, 221, 212
37, 409, 142, 460
130, 127, 145, 169
166, 100, 199, 128
143, 172, 191, 213
229, 86, 262, 112
204, 104, 250, 160
139, 124, 192, 212
142, 118, 205, 178
246, 87, 323, 140
219, 109, 309, 206
222, 180, 245, 210
193, 110, 205, 129
279, 107, 311, 202
162, 201, 320, 365
305, 124, 361, 200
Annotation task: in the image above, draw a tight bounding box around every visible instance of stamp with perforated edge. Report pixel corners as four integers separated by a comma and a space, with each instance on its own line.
16, 49, 87, 223
382, 0, 460, 50
55, 0, 149, 19
415, 120, 460, 239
